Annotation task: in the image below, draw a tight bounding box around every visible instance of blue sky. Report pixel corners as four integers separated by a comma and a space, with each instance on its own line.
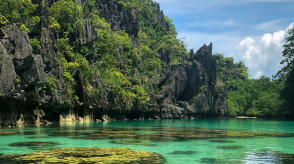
157, 0, 294, 78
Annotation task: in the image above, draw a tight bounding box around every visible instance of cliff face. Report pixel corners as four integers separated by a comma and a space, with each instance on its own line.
157, 43, 229, 118
0, 0, 229, 127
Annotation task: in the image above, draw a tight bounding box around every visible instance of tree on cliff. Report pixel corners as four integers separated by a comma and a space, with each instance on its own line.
274, 26, 294, 80
0, 0, 40, 33
274, 25, 294, 117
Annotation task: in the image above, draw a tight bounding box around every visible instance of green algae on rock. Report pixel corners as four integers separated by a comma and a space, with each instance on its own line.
109, 139, 157, 146
9, 141, 61, 150
168, 151, 197, 155
0, 147, 166, 164
0, 131, 19, 135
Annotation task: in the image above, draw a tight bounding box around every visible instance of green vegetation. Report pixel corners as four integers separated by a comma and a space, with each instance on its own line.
45, 0, 189, 111
274, 25, 294, 118
1, 0, 189, 113
29, 39, 40, 53
215, 25, 294, 118
0, 0, 40, 32
49, 0, 83, 33
214, 53, 248, 81
215, 53, 284, 117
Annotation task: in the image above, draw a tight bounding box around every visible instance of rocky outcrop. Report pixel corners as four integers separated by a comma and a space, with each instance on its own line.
158, 43, 229, 118
0, 24, 49, 126
0, 0, 229, 127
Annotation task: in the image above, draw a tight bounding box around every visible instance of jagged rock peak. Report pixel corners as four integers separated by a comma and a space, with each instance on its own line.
153, 1, 169, 30
190, 42, 213, 60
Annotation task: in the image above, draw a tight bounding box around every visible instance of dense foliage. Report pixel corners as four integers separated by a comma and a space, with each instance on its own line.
0, 0, 40, 32
215, 54, 284, 117
0, 0, 190, 117
274, 25, 294, 118
46, 0, 189, 112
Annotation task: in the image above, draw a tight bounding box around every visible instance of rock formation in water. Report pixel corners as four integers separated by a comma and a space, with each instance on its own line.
0, 0, 229, 127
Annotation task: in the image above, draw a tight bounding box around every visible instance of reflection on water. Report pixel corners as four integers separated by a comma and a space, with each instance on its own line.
0, 118, 293, 163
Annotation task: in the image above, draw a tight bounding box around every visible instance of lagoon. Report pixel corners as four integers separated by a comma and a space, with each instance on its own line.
0, 119, 294, 164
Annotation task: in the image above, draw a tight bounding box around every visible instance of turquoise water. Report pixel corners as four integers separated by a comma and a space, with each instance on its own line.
1, 118, 294, 163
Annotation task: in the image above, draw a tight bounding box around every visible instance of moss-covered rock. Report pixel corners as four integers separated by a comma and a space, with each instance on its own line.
0, 147, 166, 164
9, 141, 61, 150
0, 131, 19, 135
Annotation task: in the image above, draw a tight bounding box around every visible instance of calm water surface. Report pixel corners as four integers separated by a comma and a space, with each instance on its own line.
1, 118, 294, 164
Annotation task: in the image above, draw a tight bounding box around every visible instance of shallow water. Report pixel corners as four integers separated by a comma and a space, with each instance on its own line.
1, 118, 294, 164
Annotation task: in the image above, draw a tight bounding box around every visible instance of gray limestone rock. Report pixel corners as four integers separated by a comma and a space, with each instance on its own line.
0, 42, 16, 97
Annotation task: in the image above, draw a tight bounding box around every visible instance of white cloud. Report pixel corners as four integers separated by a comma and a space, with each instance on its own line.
179, 22, 294, 79
234, 25, 290, 78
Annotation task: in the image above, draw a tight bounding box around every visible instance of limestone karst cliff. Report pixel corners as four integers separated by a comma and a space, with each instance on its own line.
0, 0, 229, 127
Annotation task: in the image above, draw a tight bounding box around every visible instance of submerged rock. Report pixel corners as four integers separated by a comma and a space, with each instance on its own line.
109, 139, 157, 146
168, 151, 197, 155
9, 141, 61, 150
45, 127, 294, 142
251, 151, 294, 164
216, 145, 245, 150
89, 130, 138, 140
199, 158, 223, 163
0, 147, 166, 164
197, 158, 243, 164
208, 139, 235, 143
